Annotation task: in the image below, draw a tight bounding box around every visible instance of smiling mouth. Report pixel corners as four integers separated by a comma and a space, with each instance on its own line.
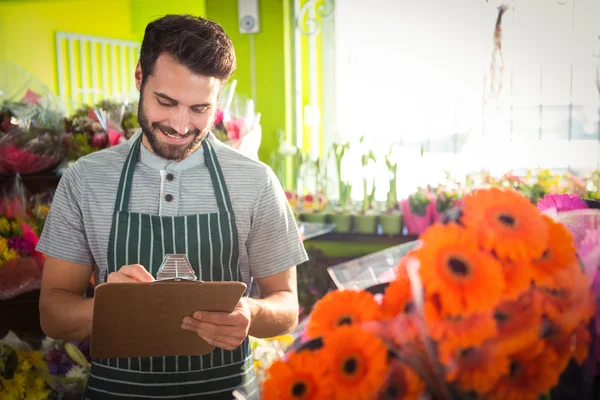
159, 127, 189, 141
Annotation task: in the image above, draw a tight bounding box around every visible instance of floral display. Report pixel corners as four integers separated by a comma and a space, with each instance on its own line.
63, 100, 133, 161
0, 62, 66, 175
0, 332, 91, 399
41, 337, 91, 395
0, 188, 50, 300
261, 187, 598, 399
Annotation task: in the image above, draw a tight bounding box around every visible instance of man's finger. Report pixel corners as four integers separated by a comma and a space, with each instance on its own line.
182, 319, 242, 339
119, 264, 155, 282
107, 272, 138, 283
193, 311, 236, 326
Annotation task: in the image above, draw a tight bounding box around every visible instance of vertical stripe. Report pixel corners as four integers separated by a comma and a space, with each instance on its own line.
160, 218, 166, 263
217, 213, 224, 279
137, 214, 142, 263
113, 213, 120, 272
184, 216, 189, 255
208, 214, 213, 281
197, 215, 202, 281
149, 215, 154, 275
171, 216, 176, 254
227, 215, 234, 281
125, 216, 131, 264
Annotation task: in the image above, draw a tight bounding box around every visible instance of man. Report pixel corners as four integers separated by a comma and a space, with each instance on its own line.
36, 14, 307, 399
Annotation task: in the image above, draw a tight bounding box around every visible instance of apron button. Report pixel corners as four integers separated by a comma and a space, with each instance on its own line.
166, 173, 174, 181
165, 194, 174, 202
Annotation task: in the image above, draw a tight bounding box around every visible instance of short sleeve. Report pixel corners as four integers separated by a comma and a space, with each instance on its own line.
36, 162, 95, 266
246, 168, 308, 278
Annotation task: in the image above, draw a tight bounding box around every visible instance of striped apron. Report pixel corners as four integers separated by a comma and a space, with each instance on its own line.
84, 135, 259, 399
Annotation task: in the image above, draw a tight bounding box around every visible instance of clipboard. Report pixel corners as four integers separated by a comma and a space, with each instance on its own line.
90, 279, 247, 359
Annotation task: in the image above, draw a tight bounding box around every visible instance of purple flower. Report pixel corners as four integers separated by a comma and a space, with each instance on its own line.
6, 236, 35, 257
46, 347, 75, 376
537, 194, 588, 214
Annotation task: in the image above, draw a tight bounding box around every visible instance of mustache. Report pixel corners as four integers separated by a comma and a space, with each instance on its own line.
152, 122, 200, 137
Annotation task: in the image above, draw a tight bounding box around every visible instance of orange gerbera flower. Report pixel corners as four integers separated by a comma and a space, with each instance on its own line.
262, 350, 334, 400
544, 320, 591, 372
306, 290, 380, 339
460, 188, 549, 263
380, 271, 413, 320
486, 343, 563, 400
417, 223, 506, 316
322, 326, 389, 400
535, 271, 595, 333
491, 291, 543, 355
445, 343, 510, 395
424, 299, 497, 364
530, 215, 578, 289
500, 261, 534, 301
378, 361, 425, 400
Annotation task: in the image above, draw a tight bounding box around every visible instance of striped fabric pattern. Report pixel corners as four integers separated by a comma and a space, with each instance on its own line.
82, 136, 258, 398
37, 130, 308, 286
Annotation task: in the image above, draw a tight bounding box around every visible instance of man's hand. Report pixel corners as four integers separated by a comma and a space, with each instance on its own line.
107, 264, 155, 283
181, 298, 253, 351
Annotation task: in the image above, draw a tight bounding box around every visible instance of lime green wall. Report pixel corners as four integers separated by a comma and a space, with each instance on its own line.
0, 0, 206, 95
130, 0, 206, 43
206, 0, 292, 164
0, 0, 133, 94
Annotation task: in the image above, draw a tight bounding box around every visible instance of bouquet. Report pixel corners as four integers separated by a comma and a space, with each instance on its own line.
0, 184, 48, 300
63, 99, 130, 161
212, 80, 261, 158
0, 62, 66, 175
41, 337, 91, 396
0, 331, 50, 400
259, 187, 598, 400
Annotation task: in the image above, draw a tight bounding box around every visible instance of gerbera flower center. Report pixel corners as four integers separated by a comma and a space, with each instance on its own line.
343, 357, 358, 375
337, 315, 354, 326
497, 213, 517, 228
447, 256, 470, 276
509, 360, 522, 377
494, 311, 509, 322
291, 381, 307, 397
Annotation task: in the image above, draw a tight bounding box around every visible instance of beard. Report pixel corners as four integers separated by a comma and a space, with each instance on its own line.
137, 92, 206, 162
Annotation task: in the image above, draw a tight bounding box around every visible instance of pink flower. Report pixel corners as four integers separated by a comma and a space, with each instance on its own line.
537, 194, 588, 214
214, 109, 224, 126
20, 222, 45, 268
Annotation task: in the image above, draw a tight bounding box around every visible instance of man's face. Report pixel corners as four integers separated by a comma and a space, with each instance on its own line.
135, 54, 221, 161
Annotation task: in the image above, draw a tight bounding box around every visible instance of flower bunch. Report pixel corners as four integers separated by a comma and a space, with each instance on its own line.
41, 337, 91, 395
0, 332, 50, 400
262, 187, 597, 399
63, 99, 130, 161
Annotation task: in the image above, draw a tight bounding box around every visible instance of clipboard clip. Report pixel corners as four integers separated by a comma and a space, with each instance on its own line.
156, 254, 199, 282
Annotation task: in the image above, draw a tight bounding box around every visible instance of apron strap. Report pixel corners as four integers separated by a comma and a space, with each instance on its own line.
203, 139, 235, 215
114, 134, 142, 213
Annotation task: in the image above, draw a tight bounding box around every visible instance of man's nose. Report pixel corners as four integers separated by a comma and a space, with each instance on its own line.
171, 108, 190, 135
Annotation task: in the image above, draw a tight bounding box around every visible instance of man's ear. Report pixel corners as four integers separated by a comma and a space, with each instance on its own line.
135, 61, 143, 91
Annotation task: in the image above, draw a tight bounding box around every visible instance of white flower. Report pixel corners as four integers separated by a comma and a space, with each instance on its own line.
66, 365, 89, 380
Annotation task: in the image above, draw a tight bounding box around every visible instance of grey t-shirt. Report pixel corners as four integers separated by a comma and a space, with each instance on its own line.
36, 131, 308, 285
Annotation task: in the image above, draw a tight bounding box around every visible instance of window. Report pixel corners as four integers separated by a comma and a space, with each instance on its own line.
331, 0, 600, 200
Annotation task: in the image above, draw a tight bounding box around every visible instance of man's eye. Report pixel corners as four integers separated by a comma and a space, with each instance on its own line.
192, 107, 209, 114
158, 100, 175, 107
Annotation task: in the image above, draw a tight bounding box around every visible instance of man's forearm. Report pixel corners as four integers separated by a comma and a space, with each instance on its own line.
247, 291, 298, 338
39, 289, 94, 342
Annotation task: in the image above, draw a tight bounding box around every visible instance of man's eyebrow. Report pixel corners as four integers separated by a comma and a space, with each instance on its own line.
153, 92, 211, 108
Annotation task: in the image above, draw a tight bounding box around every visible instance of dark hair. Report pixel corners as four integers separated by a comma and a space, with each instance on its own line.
139, 14, 236, 84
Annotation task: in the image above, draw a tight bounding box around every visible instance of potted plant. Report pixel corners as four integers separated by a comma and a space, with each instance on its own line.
300, 157, 329, 223
354, 138, 379, 234
329, 142, 354, 233
380, 147, 402, 235
400, 186, 434, 235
